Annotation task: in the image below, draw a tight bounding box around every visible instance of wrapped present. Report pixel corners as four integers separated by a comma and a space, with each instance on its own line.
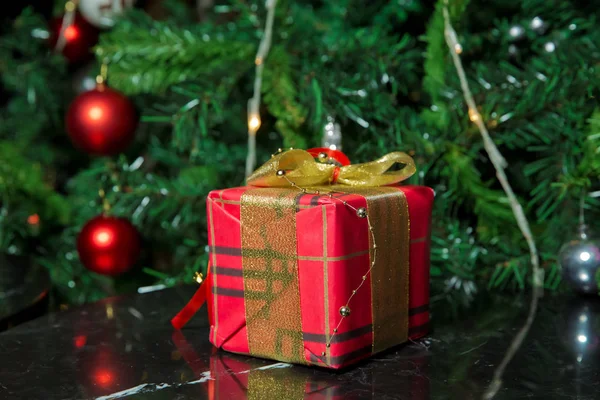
173, 148, 433, 369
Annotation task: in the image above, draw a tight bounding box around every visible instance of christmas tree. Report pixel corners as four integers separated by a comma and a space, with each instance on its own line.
1, 0, 599, 307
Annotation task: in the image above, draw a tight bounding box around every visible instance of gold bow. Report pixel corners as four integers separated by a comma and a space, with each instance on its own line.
247, 149, 416, 187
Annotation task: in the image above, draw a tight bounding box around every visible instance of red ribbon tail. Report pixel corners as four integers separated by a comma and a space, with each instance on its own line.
331, 166, 341, 184
171, 280, 208, 330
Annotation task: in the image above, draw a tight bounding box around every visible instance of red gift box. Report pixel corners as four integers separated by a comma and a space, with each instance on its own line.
197, 184, 433, 369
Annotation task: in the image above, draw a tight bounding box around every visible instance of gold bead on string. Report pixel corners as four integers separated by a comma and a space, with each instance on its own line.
339, 306, 351, 317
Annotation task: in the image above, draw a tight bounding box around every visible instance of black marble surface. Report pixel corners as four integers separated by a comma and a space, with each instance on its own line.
0, 255, 49, 330
1, 286, 599, 400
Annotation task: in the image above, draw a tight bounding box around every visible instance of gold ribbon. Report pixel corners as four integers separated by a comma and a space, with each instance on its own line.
241, 189, 306, 364
247, 149, 416, 187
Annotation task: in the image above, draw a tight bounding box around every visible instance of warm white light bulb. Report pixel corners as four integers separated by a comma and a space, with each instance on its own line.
248, 115, 261, 133
468, 109, 480, 122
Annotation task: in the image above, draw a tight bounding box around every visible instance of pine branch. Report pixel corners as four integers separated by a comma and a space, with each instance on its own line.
95, 11, 255, 95
262, 47, 308, 149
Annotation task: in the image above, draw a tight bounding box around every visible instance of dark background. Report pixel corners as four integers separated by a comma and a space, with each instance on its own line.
4, 1, 52, 20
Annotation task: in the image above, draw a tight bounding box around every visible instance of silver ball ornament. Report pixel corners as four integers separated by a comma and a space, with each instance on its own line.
321, 115, 342, 151
79, 0, 136, 29
559, 225, 600, 295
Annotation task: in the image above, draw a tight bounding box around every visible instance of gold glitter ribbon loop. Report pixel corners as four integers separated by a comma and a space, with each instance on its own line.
247, 149, 416, 188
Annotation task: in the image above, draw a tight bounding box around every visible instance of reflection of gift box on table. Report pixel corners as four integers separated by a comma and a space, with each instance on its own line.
207, 345, 431, 400
205, 183, 433, 369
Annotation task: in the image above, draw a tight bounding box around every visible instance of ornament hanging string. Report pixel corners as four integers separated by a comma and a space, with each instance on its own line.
54, 0, 79, 53
96, 62, 109, 85
98, 188, 111, 213
441, 2, 542, 399
579, 194, 586, 227
245, 0, 278, 179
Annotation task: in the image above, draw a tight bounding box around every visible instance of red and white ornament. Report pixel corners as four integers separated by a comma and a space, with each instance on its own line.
49, 12, 99, 63
77, 215, 141, 276
79, 0, 136, 29
66, 84, 138, 155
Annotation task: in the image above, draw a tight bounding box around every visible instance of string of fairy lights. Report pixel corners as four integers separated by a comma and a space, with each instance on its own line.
54, 0, 78, 52
441, 1, 542, 398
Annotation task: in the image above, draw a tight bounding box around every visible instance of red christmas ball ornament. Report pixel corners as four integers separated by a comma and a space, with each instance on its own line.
66, 85, 138, 155
77, 215, 141, 276
49, 13, 99, 64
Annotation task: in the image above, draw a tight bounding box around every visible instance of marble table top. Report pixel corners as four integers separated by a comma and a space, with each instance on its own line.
0, 286, 598, 399
0, 255, 49, 329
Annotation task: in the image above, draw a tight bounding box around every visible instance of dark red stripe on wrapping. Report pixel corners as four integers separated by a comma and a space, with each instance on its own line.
309, 346, 372, 367
408, 321, 430, 336
212, 287, 245, 297
330, 345, 372, 366
295, 192, 307, 213
212, 246, 296, 262
210, 246, 242, 256
294, 191, 356, 213
214, 266, 244, 277
303, 324, 372, 344
408, 303, 429, 316
302, 304, 428, 342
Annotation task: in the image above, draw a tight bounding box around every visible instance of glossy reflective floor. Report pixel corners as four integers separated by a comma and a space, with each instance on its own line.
1, 286, 599, 399
0, 256, 49, 330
